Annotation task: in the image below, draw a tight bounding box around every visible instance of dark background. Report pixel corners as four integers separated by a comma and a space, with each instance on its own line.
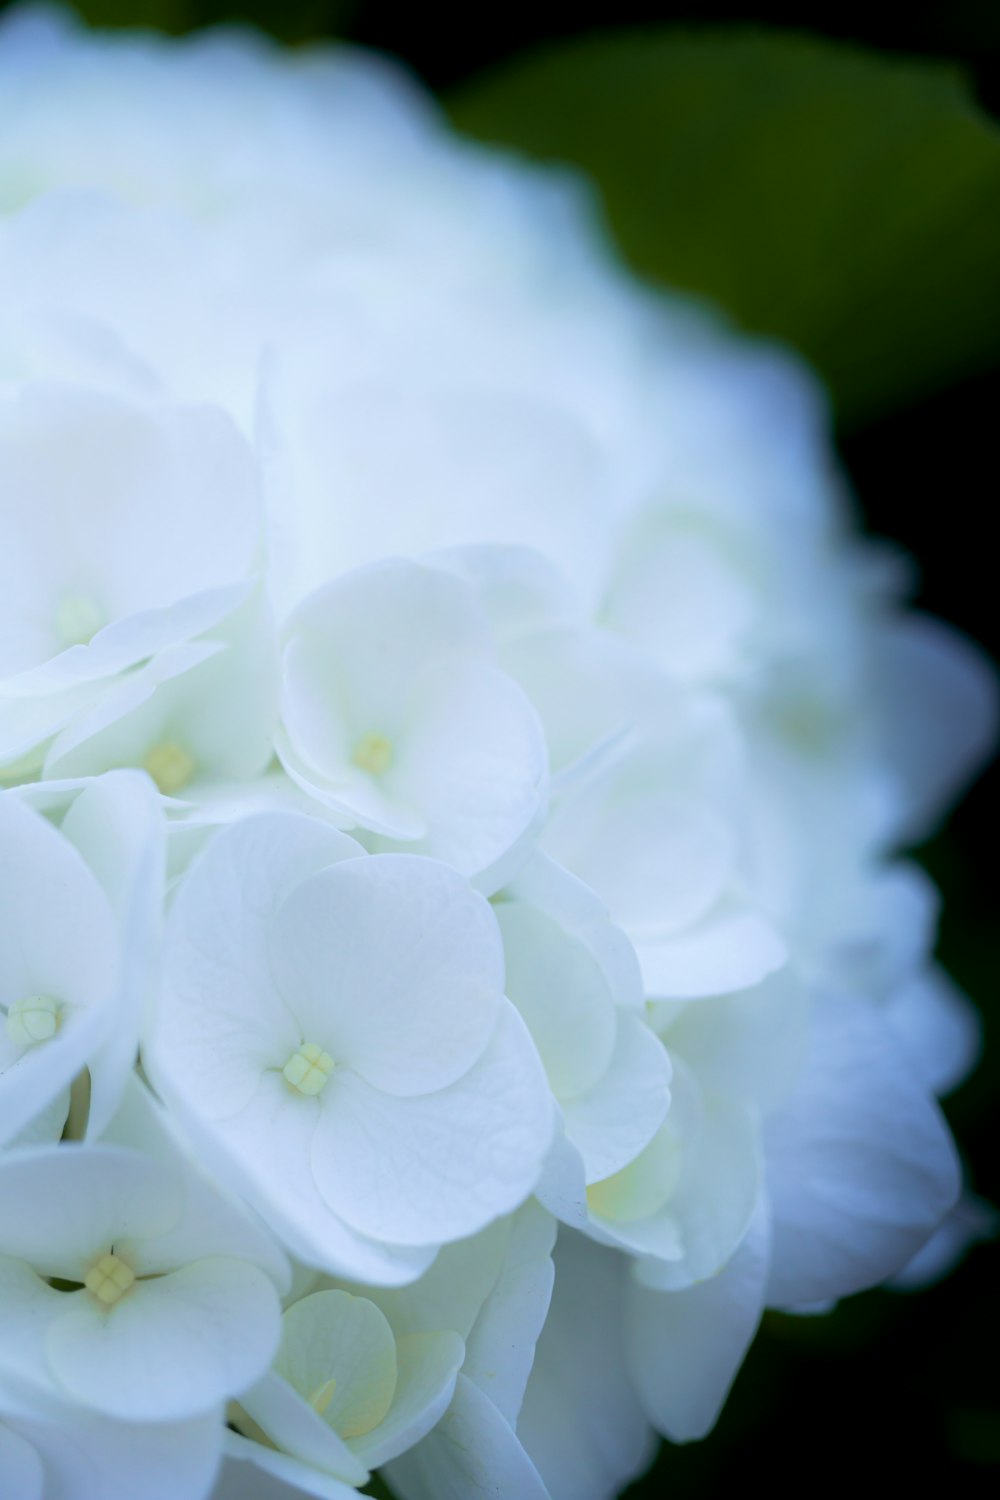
6, 0, 997, 1492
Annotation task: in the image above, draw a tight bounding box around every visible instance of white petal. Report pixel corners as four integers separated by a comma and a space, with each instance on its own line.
385, 659, 548, 878
868, 613, 997, 842
276, 1291, 397, 1442
501, 624, 653, 777
0, 1145, 179, 1279
1, 1392, 223, 1500
0, 1255, 65, 1391
461, 1200, 556, 1426
386, 1373, 551, 1500
46, 1257, 281, 1421
0, 382, 259, 678
764, 994, 961, 1307
152, 813, 364, 1121
495, 901, 617, 1100
518, 1232, 656, 1500
563, 1014, 672, 1183
534, 1126, 590, 1229
506, 852, 644, 1011
595, 1060, 760, 1289
625, 1200, 770, 1441
603, 507, 759, 681
56, 771, 165, 1138
312, 1002, 554, 1246
663, 968, 810, 1115
890, 1192, 997, 1290
884, 965, 982, 1098
281, 560, 489, 757
429, 543, 579, 645
1, 580, 252, 701
41, 639, 222, 775
217, 1435, 362, 1500
270, 855, 503, 1097
98, 1076, 290, 1290
636, 906, 787, 1000
156, 1066, 436, 1285
352, 1330, 465, 1468
270, 383, 611, 612
237, 1371, 368, 1486
0, 1423, 44, 1500
0, 792, 119, 1144
45, 591, 279, 787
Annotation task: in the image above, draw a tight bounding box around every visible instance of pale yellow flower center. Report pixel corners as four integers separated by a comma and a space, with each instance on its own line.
144, 741, 197, 795
5, 995, 61, 1047
84, 1252, 136, 1308
283, 1041, 335, 1097
351, 732, 393, 776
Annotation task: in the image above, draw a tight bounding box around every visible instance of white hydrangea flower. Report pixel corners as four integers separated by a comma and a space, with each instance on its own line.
276, 560, 547, 883
0, 1140, 285, 1420
226, 1286, 464, 1495
146, 812, 555, 1279
0, 378, 261, 779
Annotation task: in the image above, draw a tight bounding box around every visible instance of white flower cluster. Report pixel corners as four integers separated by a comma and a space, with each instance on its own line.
0, 9, 994, 1499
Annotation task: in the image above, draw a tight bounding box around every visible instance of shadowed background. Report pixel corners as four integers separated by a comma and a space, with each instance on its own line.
4, 1, 996, 1492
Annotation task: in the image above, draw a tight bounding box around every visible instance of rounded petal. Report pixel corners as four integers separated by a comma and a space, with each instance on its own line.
869, 614, 997, 842
884, 965, 982, 1098
0, 1394, 223, 1500
506, 852, 644, 1012
53, 770, 166, 1139
518, 1232, 656, 1500
562, 1013, 672, 1183
218, 1434, 365, 1500
0, 1145, 179, 1279
155, 1067, 435, 1286
460, 1200, 556, 1427
45, 1257, 281, 1421
152, 813, 364, 1121
603, 508, 759, 681
386, 658, 548, 878
386, 1373, 551, 1500
593, 1059, 761, 1288
236, 1371, 368, 1486
495, 901, 617, 1100
764, 994, 961, 1307
311, 1002, 555, 1246
547, 793, 734, 942
0, 792, 119, 1145
352, 1329, 464, 1469
663, 968, 810, 1115
637, 907, 787, 1001
275, 1291, 397, 1442
281, 560, 489, 754
269, 855, 503, 1097
0, 382, 259, 677
625, 1201, 770, 1441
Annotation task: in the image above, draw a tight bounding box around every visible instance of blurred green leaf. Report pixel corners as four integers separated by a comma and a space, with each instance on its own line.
68, 0, 357, 42
449, 28, 1000, 426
